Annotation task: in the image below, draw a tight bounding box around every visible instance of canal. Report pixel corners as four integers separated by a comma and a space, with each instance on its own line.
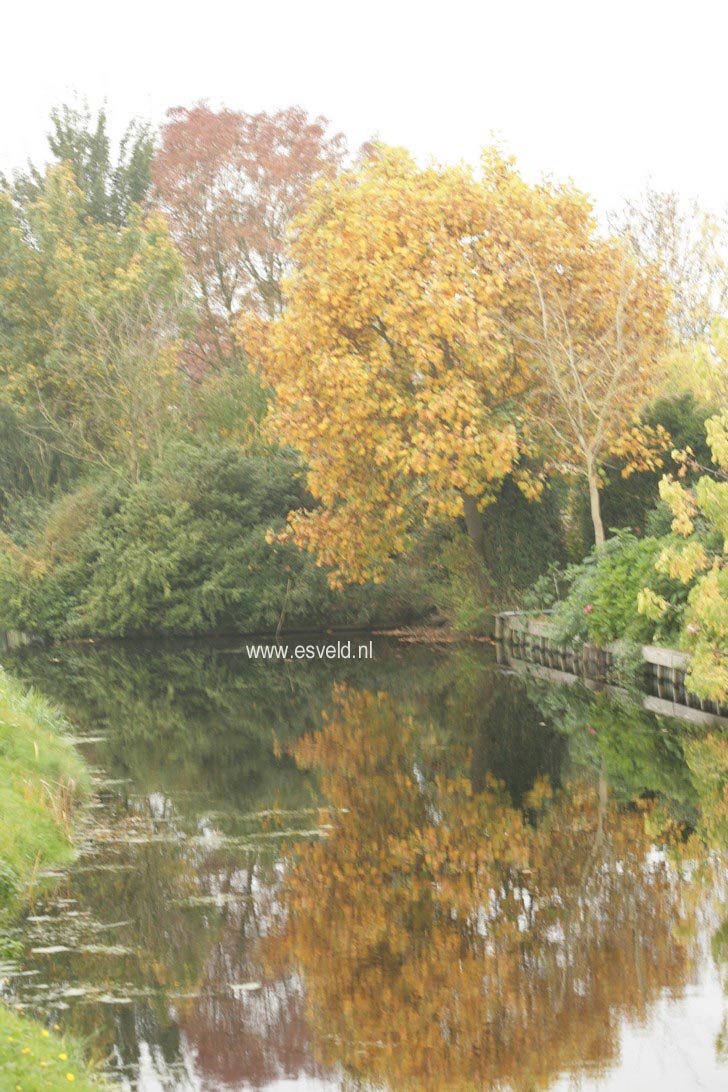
2, 637, 728, 1090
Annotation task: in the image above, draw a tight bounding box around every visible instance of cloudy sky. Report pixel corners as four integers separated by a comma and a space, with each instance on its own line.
2, 0, 727, 215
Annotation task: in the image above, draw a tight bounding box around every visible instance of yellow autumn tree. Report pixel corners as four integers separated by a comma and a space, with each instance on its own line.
494, 189, 671, 546
250, 146, 669, 582
250, 146, 542, 583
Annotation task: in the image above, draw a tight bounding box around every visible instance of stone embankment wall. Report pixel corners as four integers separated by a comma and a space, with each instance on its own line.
494, 610, 727, 725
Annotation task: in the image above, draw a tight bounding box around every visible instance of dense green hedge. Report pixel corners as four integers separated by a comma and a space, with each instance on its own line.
0, 442, 433, 638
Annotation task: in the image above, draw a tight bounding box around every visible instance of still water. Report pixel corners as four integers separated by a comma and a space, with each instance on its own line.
3, 637, 728, 1091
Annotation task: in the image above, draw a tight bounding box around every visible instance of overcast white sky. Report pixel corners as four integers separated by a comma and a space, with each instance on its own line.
2, 0, 727, 215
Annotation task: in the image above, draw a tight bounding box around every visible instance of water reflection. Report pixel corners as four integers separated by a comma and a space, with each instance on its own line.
2, 639, 727, 1090
269, 687, 699, 1091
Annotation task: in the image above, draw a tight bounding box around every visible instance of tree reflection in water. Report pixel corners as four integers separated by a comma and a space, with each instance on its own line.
269, 686, 701, 1091
6, 640, 726, 1089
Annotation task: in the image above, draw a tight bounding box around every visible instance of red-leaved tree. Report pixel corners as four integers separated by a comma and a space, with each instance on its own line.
153, 104, 346, 372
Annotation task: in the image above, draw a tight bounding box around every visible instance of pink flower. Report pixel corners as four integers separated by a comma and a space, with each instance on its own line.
587, 726, 596, 735
584, 604, 594, 614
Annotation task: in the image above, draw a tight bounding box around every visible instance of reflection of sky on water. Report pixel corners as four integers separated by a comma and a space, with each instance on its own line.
552, 973, 728, 1092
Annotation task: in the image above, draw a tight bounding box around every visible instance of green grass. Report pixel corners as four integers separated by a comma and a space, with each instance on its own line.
0, 1005, 104, 1089
0, 668, 103, 1087
0, 668, 90, 918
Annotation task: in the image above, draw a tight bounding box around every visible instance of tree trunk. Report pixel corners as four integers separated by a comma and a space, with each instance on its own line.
461, 492, 491, 602
462, 493, 486, 561
586, 463, 605, 548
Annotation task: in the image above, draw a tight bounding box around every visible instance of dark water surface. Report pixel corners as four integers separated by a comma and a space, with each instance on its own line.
3, 637, 728, 1091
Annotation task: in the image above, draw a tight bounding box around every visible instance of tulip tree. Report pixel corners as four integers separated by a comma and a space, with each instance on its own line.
253, 147, 599, 584
253, 146, 671, 582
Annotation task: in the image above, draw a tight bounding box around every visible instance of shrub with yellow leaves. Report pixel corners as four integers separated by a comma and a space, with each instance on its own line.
647, 411, 728, 702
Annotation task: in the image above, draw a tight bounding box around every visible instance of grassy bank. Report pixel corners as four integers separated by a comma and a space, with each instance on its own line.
0, 1006, 102, 1089
0, 669, 90, 918
0, 668, 104, 1088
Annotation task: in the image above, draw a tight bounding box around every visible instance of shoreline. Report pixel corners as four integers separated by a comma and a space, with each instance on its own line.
0, 667, 104, 1088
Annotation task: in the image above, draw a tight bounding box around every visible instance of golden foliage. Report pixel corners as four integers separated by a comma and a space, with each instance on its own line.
247, 145, 669, 577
